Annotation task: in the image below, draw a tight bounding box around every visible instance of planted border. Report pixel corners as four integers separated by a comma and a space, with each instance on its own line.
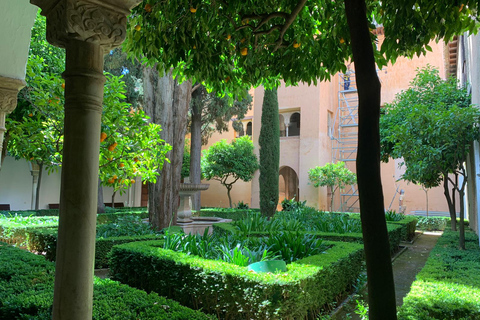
398, 227, 480, 319
110, 239, 364, 319
212, 221, 403, 255
0, 242, 213, 320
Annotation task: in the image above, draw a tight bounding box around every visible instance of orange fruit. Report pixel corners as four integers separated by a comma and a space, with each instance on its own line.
226, 34, 231, 40
130, 179, 136, 184
30, 157, 34, 160
293, 41, 301, 48
193, 45, 197, 49
240, 47, 248, 56
134, 157, 139, 162
108, 142, 118, 152
28, 113, 33, 117
61, 83, 65, 89
190, 7, 197, 13
225, 76, 230, 82
119, 163, 125, 168
340, 38, 345, 44
100, 132, 107, 142
135, 24, 141, 31
145, 3, 152, 12
113, 175, 118, 180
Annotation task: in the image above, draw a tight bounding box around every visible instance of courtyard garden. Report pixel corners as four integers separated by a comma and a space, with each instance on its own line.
1, 204, 479, 319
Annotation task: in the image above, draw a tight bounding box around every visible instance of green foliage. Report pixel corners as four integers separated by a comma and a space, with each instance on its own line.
398, 227, 480, 319
265, 232, 328, 263
308, 162, 357, 212
380, 66, 478, 188
385, 210, 405, 222
415, 216, 448, 231
235, 200, 250, 209
189, 86, 253, 144
0, 242, 213, 319
201, 136, 259, 207
110, 239, 364, 319
96, 215, 158, 238
259, 88, 280, 218
181, 138, 191, 178
281, 197, 307, 212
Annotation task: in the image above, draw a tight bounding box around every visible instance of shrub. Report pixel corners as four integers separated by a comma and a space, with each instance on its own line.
415, 216, 448, 231
281, 197, 307, 212
0, 241, 213, 320
398, 227, 480, 319
110, 239, 364, 319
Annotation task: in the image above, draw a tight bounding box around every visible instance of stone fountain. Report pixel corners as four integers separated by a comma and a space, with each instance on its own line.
177, 182, 231, 234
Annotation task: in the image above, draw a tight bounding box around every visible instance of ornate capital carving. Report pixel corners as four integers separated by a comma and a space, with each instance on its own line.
31, 0, 141, 51
0, 76, 26, 114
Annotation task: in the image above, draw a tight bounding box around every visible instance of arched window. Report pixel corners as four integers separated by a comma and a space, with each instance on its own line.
288, 112, 300, 136
246, 122, 252, 136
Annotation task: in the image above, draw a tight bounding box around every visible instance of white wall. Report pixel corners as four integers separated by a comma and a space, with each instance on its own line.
0, 156, 133, 210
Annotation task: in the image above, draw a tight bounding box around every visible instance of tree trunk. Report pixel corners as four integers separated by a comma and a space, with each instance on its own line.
35, 163, 43, 210
344, 0, 397, 319
97, 178, 105, 213
190, 86, 205, 211
458, 168, 467, 249
227, 185, 233, 208
444, 175, 457, 230
143, 67, 192, 230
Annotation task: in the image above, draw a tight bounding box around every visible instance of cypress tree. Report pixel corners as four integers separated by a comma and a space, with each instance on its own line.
259, 88, 280, 218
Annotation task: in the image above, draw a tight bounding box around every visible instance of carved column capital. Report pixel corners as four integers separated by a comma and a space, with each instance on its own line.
31, 0, 141, 51
0, 76, 26, 114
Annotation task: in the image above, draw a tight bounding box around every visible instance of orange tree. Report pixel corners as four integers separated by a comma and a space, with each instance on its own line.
125, 1, 479, 318
7, 59, 170, 210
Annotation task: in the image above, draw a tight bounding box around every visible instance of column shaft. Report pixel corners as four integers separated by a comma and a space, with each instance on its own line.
53, 40, 105, 320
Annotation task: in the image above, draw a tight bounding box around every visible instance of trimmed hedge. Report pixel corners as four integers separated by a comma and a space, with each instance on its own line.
398, 227, 480, 319
196, 208, 261, 221
389, 216, 418, 241
25, 227, 165, 268
0, 242, 213, 320
212, 221, 403, 255
110, 239, 364, 319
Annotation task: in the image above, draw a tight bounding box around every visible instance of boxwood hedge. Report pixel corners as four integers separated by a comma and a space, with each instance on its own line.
0, 241, 213, 320
398, 227, 480, 320
109, 239, 364, 320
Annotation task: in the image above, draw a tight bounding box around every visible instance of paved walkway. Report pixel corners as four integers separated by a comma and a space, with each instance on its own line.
392, 231, 442, 306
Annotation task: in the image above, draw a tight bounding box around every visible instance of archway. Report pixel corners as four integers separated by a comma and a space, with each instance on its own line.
279, 166, 299, 204
288, 112, 300, 136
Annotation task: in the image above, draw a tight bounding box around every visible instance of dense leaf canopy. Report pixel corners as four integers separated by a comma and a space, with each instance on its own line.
125, 0, 479, 92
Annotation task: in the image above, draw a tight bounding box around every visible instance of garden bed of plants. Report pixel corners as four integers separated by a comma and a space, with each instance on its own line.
398, 227, 480, 319
0, 213, 168, 268
213, 210, 404, 255
0, 241, 213, 319
109, 231, 364, 320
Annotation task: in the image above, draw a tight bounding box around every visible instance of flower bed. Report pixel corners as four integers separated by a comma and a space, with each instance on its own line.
110, 239, 364, 319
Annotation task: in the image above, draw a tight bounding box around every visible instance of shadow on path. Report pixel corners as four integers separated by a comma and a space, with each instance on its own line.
392, 231, 442, 306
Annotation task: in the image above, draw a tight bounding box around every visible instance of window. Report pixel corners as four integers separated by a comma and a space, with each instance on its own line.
288, 112, 300, 136
246, 122, 252, 136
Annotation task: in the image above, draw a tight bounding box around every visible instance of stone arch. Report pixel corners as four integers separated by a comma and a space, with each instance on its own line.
279, 166, 299, 202
288, 112, 300, 136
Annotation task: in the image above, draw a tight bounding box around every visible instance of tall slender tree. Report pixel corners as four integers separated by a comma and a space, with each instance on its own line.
259, 88, 280, 218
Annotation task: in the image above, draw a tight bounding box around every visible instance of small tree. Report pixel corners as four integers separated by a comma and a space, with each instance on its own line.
380, 66, 479, 249
201, 136, 258, 207
308, 162, 357, 212
259, 88, 280, 218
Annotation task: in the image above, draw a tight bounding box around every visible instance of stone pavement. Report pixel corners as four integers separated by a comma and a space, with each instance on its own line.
392, 231, 442, 306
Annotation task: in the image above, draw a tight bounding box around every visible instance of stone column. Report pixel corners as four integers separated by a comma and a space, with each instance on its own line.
29, 0, 140, 319
0, 76, 25, 169
29, 162, 40, 210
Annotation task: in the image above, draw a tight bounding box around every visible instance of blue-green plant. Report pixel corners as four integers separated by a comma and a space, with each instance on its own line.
96, 215, 157, 238
265, 232, 328, 263
384, 210, 405, 222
